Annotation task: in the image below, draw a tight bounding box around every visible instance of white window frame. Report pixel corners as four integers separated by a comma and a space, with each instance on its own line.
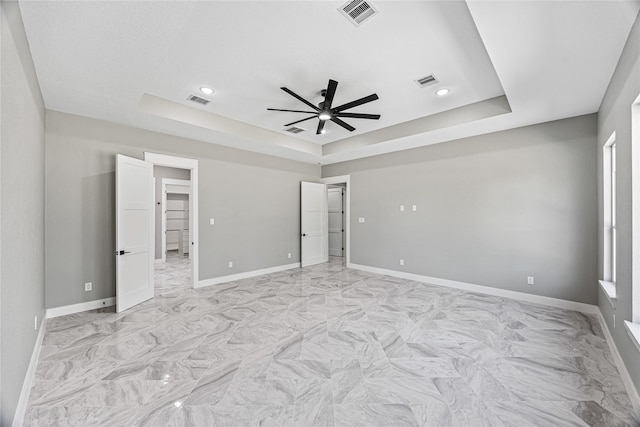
600, 132, 617, 306
627, 94, 640, 351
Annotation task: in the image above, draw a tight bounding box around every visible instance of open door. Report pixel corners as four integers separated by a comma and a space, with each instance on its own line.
116, 154, 154, 313
301, 181, 328, 267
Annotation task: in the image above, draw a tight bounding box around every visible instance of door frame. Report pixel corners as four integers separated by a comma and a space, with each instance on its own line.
327, 186, 345, 258
322, 175, 351, 266
161, 178, 191, 262
144, 152, 199, 288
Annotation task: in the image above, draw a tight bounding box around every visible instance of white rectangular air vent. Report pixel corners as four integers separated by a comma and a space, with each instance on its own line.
339, 0, 378, 27
415, 74, 438, 88
285, 126, 305, 134
187, 94, 210, 105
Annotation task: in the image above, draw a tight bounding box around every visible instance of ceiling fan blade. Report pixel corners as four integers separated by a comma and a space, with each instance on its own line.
281, 87, 320, 111
323, 79, 338, 110
332, 93, 379, 113
285, 115, 318, 127
316, 120, 326, 135
334, 112, 380, 120
267, 108, 317, 114
330, 116, 356, 132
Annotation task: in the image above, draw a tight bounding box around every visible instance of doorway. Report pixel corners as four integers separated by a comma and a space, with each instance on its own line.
144, 152, 199, 288
300, 176, 350, 268
328, 185, 345, 259
157, 177, 192, 294
323, 175, 350, 266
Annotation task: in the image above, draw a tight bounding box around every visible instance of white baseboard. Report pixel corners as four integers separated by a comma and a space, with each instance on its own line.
12, 316, 47, 427
196, 263, 300, 289
597, 310, 640, 420
46, 297, 116, 319
349, 263, 599, 314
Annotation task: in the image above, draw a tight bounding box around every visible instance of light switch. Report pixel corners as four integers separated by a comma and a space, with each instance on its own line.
412, 205, 417, 212
400, 205, 405, 212
358, 217, 365, 223
209, 218, 215, 225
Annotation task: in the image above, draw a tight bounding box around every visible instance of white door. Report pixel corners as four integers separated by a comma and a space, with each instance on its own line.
116, 154, 154, 313
301, 181, 328, 267
328, 187, 344, 257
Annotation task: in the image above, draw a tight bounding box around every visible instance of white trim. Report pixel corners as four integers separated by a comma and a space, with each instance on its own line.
599, 280, 617, 308
322, 175, 350, 266
599, 315, 640, 420
46, 297, 115, 319
12, 316, 47, 427
631, 94, 640, 323
144, 152, 199, 286
624, 321, 640, 354
196, 263, 300, 288
144, 152, 198, 169
603, 132, 617, 285
349, 263, 599, 314
161, 178, 191, 263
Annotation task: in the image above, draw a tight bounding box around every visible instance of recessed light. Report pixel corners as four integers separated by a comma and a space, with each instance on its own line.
435, 88, 450, 96
200, 87, 214, 95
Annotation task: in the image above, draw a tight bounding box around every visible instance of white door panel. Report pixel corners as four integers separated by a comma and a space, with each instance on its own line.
301, 182, 327, 267
116, 154, 154, 313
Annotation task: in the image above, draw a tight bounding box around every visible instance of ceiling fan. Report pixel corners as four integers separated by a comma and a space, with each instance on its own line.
267, 79, 380, 135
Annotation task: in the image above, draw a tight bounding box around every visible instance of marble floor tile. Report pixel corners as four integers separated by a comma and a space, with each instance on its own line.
23, 255, 638, 426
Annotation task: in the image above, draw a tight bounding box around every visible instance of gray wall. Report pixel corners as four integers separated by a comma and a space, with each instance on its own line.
597, 11, 640, 394
45, 111, 319, 309
153, 166, 190, 259
0, 2, 46, 425
324, 115, 598, 304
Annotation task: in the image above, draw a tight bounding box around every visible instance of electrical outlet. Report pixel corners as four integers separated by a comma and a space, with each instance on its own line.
400, 259, 405, 266
527, 276, 534, 285
287, 253, 292, 259
34, 315, 38, 330
84, 282, 92, 291
228, 261, 233, 268
209, 218, 215, 225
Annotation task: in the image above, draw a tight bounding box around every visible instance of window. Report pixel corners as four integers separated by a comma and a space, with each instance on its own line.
600, 132, 617, 304
627, 95, 640, 351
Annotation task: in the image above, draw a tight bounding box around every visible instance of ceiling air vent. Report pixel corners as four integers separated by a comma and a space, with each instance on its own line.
187, 94, 210, 105
339, 0, 378, 27
415, 74, 438, 88
285, 126, 305, 134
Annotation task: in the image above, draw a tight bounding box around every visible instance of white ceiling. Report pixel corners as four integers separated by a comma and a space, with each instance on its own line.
19, 0, 640, 165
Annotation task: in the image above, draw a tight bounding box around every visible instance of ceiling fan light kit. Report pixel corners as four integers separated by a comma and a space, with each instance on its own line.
267, 79, 380, 135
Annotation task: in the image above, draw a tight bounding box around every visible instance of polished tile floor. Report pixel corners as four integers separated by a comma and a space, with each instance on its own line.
24, 255, 638, 426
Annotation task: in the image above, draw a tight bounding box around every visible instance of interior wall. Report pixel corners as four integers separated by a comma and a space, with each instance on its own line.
0, 2, 46, 425
153, 166, 190, 259
44, 111, 319, 309
323, 114, 598, 305
597, 10, 640, 395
